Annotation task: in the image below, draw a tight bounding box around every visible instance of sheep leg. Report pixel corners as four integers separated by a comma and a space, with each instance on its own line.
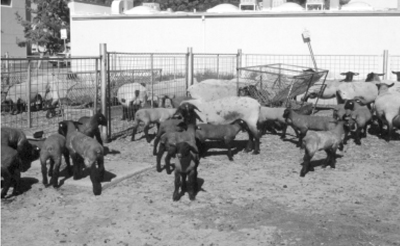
343, 131, 348, 145
11, 169, 21, 196
40, 157, 49, 186
50, 157, 62, 188
362, 124, 368, 138
328, 148, 337, 169
226, 140, 234, 161
300, 150, 312, 177
153, 135, 161, 156
173, 171, 181, 201
1, 172, 12, 198
121, 107, 127, 120
188, 170, 197, 201
143, 124, 151, 143
94, 129, 103, 146
386, 123, 393, 142
71, 154, 82, 180
323, 150, 332, 168
252, 135, 260, 155
244, 130, 254, 153
89, 162, 102, 196
97, 156, 105, 181
280, 124, 288, 139
377, 118, 384, 138
165, 146, 176, 175
63, 150, 73, 177
48, 159, 54, 177
156, 144, 166, 173
197, 141, 207, 158
355, 127, 362, 145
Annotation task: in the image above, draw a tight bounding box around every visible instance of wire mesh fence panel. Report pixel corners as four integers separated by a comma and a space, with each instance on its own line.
389, 55, 400, 81
106, 52, 187, 138
1, 57, 100, 136
243, 54, 383, 80
193, 54, 237, 82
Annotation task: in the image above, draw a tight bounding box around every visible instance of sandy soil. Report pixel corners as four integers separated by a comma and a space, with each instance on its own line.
2, 118, 400, 246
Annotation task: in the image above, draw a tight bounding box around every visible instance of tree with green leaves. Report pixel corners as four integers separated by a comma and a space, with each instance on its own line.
16, 0, 70, 56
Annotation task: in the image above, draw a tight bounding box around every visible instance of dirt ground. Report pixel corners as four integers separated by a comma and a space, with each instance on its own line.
2, 113, 400, 246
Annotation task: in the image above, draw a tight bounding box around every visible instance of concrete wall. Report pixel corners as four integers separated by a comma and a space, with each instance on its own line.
70, 12, 400, 57
1, 0, 29, 57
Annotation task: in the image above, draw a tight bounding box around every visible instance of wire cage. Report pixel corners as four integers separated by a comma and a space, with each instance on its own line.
237, 63, 329, 109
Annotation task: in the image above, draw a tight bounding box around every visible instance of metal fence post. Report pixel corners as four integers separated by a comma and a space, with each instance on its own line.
236, 49, 242, 96
150, 53, 154, 108
100, 43, 109, 142
216, 54, 220, 79
27, 60, 32, 128
94, 59, 99, 113
187, 47, 194, 95
5, 52, 10, 85
383, 50, 389, 80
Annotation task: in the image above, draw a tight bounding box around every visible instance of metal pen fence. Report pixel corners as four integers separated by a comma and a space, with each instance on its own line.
1, 57, 100, 135
389, 55, 400, 81
2, 49, 399, 139
106, 52, 188, 138
242, 54, 384, 81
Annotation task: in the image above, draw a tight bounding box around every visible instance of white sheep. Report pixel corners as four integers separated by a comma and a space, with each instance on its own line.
181, 96, 262, 154
374, 83, 400, 141
336, 81, 379, 106
301, 71, 358, 101
117, 82, 147, 121
5, 82, 45, 114
257, 106, 287, 138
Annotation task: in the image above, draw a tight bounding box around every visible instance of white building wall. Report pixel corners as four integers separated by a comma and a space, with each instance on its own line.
70, 13, 400, 56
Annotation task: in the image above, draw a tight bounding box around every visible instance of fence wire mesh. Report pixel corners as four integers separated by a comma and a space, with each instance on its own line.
1, 57, 100, 135
243, 54, 382, 81
107, 52, 188, 138
193, 54, 237, 81
2, 51, 399, 139
389, 55, 400, 81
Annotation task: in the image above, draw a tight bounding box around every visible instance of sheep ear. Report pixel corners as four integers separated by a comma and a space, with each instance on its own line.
190, 145, 199, 154
190, 104, 201, 113
195, 112, 203, 122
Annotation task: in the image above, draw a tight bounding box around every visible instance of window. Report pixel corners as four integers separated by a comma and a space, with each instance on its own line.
1, 0, 12, 6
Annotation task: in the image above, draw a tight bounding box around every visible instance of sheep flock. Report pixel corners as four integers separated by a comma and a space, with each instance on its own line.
1, 70, 400, 202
